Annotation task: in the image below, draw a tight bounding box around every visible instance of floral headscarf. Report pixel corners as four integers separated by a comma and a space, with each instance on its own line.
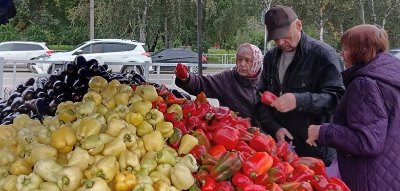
236, 43, 264, 77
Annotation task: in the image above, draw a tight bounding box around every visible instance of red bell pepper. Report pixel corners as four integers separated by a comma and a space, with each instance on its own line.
212, 106, 231, 120
175, 63, 189, 79
260, 91, 278, 106
195, 92, 208, 105
164, 112, 181, 123
321, 183, 343, 191
287, 163, 315, 182
199, 164, 214, 172
252, 172, 269, 187
235, 117, 251, 130
168, 127, 182, 148
201, 153, 218, 165
186, 115, 200, 132
291, 157, 327, 178
208, 145, 227, 159
329, 177, 350, 191
284, 151, 299, 163
165, 93, 187, 105
212, 126, 239, 150
215, 181, 234, 191
249, 131, 276, 153
240, 152, 273, 179
172, 120, 187, 134
232, 172, 253, 189
279, 182, 301, 191
201, 177, 217, 191
298, 182, 313, 191
192, 129, 211, 149
196, 103, 211, 119
152, 100, 167, 113
195, 170, 210, 186
210, 152, 242, 181
272, 140, 290, 159
235, 141, 256, 155
310, 175, 329, 190
242, 184, 267, 191
182, 102, 197, 118
196, 120, 209, 133
282, 162, 294, 177
190, 144, 207, 162
268, 183, 283, 191
156, 84, 171, 96
268, 163, 287, 184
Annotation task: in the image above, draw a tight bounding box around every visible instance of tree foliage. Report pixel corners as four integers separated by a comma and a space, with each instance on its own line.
2, 0, 400, 50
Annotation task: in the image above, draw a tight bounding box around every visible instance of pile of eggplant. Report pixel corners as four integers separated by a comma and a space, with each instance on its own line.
0, 56, 147, 125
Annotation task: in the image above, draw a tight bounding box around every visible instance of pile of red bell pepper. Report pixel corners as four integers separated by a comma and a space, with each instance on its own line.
151, 88, 350, 191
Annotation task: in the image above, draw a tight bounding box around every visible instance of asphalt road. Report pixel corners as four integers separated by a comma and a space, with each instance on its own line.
1, 70, 222, 105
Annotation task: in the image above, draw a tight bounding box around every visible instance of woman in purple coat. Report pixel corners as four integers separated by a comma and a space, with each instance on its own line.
307, 24, 400, 190
175, 43, 263, 126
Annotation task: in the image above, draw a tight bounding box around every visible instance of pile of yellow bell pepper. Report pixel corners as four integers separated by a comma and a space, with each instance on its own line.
0, 77, 198, 191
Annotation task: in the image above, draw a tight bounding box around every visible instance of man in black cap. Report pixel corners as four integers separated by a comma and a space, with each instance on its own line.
256, 5, 345, 166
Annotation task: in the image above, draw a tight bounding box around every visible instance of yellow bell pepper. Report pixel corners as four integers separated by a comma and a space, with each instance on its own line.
135, 175, 153, 187
177, 154, 198, 172
81, 134, 105, 155
39, 182, 61, 191
17, 128, 38, 149
155, 149, 176, 166
102, 96, 117, 110
133, 183, 154, 191
130, 100, 152, 117
153, 180, 179, 191
76, 118, 101, 141
42, 116, 61, 131
156, 164, 172, 178
75, 101, 96, 116
29, 143, 58, 164
67, 147, 94, 171
10, 158, 32, 176
155, 122, 174, 138
88, 113, 107, 127
130, 139, 146, 158
113, 105, 130, 119
57, 101, 76, 123
101, 83, 118, 99
89, 76, 108, 92
51, 126, 77, 153
137, 121, 154, 137
119, 150, 140, 172
35, 127, 51, 145
1, 175, 17, 191
166, 104, 183, 120
12, 114, 31, 129
113, 171, 137, 191
139, 151, 158, 173
143, 130, 164, 152
135, 85, 158, 101
90, 156, 119, 183
16, 173, 43, 191
0, 125, 17, 147
106, 119, 127, 137
128, 94, 143, 105
149, 171, 171, 185
145, 109, 164, 126
170, 163, 194, 190
163, 146, 178, 157
102, 138, 127, 157
56, 153, 69, 167
118, 84, 134, 96
178, 134, 198, 155
99, 133, 114, 144
80, 177, 111, 191
115, 92, 130, 106
83, 91, 103, 106
0, 146, 16, 166
104, 111, 120, 123
118, 128, 137, 148
33, 159, 62, 183
125, 112, 144, 126
57, 165, 83, 191
96, 104, 109, 115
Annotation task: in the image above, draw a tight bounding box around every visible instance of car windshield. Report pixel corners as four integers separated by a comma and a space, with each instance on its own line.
72, 42, 87, 51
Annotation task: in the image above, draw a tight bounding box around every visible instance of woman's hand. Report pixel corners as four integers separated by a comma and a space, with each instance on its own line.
307, 125, 321, 147
175, 63, 189, 80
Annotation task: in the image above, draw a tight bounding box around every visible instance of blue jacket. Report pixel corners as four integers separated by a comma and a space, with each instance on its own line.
318, 52, 400, 191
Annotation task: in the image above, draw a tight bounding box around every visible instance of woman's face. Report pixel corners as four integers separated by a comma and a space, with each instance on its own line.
341, 46, 352, 69
236, 47, 254, 77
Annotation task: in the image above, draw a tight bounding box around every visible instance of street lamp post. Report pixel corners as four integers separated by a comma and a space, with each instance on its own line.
89, 0, 94, 40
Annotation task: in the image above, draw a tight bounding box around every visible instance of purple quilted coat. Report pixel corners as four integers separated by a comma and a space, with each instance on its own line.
318, 53, 400, 191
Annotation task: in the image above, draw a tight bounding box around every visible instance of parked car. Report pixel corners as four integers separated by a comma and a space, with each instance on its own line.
30, 39, 152, 75
0, 41, 54, 71
389, 49, 400, 58
151, 48, 208, 72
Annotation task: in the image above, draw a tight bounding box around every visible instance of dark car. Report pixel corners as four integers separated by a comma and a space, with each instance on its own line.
151, 48, 208, 72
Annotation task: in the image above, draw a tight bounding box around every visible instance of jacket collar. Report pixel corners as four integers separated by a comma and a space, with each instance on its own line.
233, 68, 261, 88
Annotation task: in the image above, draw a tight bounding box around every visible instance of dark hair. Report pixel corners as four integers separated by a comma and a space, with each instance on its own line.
341, 24, 389, 65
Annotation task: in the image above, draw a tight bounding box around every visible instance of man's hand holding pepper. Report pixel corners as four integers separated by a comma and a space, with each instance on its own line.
271, 93, 296, 112
175, 63, 189, 80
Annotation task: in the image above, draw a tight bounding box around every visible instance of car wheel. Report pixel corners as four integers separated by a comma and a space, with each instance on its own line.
122, 65, 144, 76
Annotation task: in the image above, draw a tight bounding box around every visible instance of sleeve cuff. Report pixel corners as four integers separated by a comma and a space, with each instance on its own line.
293, 92, 310, 112
317, 123, 330, 145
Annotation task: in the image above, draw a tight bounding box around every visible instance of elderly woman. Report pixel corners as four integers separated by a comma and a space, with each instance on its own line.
307, 24, 400, 190
175, 43, 263, 126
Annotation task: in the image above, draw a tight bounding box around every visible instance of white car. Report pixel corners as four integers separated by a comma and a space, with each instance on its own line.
389, 49, 400, 59
0, 41, 53, 71
31, 39, 152, 75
